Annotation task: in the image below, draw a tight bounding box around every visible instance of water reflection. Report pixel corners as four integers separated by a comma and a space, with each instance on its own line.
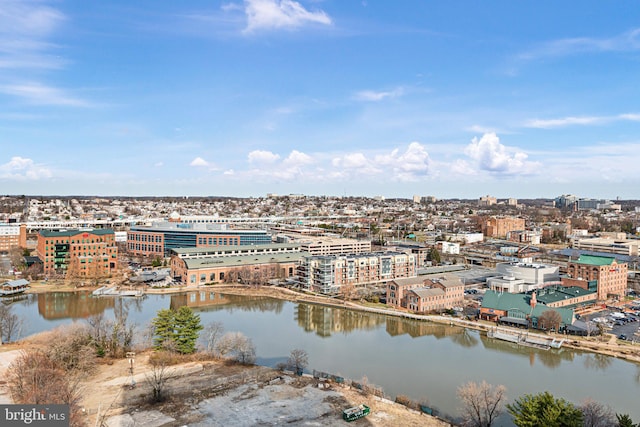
386, 317, 458, 339
37, 292, 115, 320
295, 304, 385, 337
170, 291, 285, 314
449, 328, 480, 348
480, 333, 576, 368
584, 353, 613, 371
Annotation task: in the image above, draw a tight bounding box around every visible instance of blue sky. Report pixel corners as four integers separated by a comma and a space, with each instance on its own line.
1, 0, 640, 199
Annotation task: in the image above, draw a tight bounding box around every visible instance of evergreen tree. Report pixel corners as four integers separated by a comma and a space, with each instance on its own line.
507, 391, 583, 427
151, 309, 176, 350
173, 306, 203, 354
427, 247, 441, 265
616, 414, 636, 427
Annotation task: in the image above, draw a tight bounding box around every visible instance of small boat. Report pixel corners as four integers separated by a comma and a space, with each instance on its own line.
0, 279, 30, 297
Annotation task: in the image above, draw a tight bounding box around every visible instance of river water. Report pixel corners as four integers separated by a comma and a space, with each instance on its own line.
5, 291, 640, 423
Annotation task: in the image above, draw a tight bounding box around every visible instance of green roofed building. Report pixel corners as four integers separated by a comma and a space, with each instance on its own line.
480, 290, 574, 330
567, 255, 627, 301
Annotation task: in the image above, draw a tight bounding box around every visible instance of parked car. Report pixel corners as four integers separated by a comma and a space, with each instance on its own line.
619, 334, 627, 340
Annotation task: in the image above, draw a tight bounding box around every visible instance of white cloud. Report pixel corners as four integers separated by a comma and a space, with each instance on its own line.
450, 159, 477, 176
464, 133, 539, 175
190, 157, 211, 167
0, 82, 89, 107
242, 0, 332, 33
467, 124, 498, 134
282, 150, 313, 166
229, 143, 431, 184
248, 150, 281, 163
518, 27, 640, 61
618, 113, 640, 121
354, 87, 404, 102
0, 1, 66, 70
332, 142, 430, 181
525, 116, 605, 129
332, 153, 369, 169
524, 113, 640, 129
0, 156, 52, 180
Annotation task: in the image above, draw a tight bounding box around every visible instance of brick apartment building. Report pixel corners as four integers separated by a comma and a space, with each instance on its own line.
36, 229, 118, 278
481, 216, 526, 238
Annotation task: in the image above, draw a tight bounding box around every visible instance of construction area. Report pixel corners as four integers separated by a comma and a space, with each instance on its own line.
0, 346, 450, 427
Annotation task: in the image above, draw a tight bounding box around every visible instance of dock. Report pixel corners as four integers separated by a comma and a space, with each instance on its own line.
92, 286, 143, 297
487, 328, 564, 350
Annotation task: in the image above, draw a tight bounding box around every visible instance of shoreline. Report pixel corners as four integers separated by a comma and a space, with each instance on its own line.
20, 281, 640, 365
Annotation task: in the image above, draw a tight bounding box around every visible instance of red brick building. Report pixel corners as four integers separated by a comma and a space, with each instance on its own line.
36, 229, 118, 278
0, 222, 26, 252
481, 216, 525, 238
566, 255, 627, 301
387, 274, 464, 313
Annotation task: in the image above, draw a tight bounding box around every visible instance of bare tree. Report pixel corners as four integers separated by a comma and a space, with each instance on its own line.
0, 304, 23, 343
538, 310, 563, 332
7, 351, 84, 426
580, 398, 615, 427
215, 332, 256, 364
200, 321, 225, 357
86, 304, 134, 358
145, 353, 173, 403
46, 324, 96, 374
287, 348, 309, 375
457, 380, 507, 427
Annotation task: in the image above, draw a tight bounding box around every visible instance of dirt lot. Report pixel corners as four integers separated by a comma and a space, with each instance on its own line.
0, 342, 450, 427
87, 353, 450, 427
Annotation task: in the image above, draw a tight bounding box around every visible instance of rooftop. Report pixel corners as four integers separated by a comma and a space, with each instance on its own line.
535, 286, 597, 305
573, 255, 617, 266
183, 252, 305, 269
39, 228, 114, 237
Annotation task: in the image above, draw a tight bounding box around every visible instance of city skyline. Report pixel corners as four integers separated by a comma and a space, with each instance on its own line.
1, 1, 640, 198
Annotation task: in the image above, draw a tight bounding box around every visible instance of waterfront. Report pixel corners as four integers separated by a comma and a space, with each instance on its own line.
5, 291, 640, 422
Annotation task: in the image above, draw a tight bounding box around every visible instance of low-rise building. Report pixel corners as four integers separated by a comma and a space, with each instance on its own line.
479, 290, 574, 330
572, 237, 639, 257
127, 221, 272, 258
386, 274, 464, 312
488, 262, 560, 293
171, 251, 302, 286
0, 222, 26, 252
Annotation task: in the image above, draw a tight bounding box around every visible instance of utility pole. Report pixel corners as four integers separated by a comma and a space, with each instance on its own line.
126, 351, 136, 389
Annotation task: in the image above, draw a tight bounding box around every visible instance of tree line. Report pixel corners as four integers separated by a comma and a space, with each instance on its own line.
457, 380, 639, 427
